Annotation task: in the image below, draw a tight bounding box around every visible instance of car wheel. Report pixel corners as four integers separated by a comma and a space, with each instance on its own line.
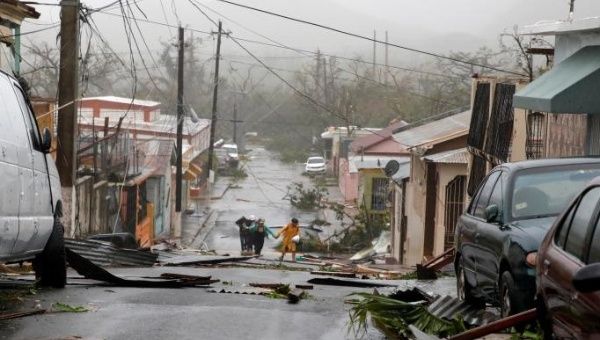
33, 218, 66, 288
457, 257, 483, 306
500, 271, 526, 318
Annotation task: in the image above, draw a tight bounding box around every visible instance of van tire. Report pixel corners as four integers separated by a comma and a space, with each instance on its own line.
33, 218, 66, 288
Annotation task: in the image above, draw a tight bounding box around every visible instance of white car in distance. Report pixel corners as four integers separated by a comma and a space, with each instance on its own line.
305, 156, 326, 174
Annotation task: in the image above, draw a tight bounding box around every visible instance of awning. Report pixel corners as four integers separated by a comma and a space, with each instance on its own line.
423, 148, 469, 164
514, 45, 600, 114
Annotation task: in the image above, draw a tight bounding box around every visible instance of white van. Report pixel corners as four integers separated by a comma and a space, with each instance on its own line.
0, 71, 65, 288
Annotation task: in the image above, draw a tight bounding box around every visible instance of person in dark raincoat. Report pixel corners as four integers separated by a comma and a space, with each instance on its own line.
235, 215, 256, 253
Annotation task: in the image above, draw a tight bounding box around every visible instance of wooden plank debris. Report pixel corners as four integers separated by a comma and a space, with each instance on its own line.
0, 309, 46, 321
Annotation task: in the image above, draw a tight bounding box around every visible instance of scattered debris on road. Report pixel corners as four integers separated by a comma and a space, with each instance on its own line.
309, 270, 356, 278
51, 302, 89, 313
0, 309, 46, 321
65, 248, 216, 288
159, 273, 220, 285
416, 248, 455, 280
307, 277, 396, 288
65, 239, 157, 267
159, 254, 257, 266
208, 287, 272, 295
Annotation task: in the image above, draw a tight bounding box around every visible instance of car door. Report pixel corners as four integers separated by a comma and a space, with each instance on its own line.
542, 187, 600, 337
458, 171, 500, 290
570, 203, 600, 337
12, 81, 52, 254
0, 74, 26, 259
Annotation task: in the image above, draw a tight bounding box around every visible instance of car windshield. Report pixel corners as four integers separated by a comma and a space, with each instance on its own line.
308, 158, 324, 164
512, 166, 600, 220
224, 147, 237, 154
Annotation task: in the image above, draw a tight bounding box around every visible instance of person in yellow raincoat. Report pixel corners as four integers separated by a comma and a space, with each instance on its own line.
276, 218, 300, 263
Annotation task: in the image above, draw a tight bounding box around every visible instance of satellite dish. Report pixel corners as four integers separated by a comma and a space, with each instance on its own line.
384, 160, 400, 177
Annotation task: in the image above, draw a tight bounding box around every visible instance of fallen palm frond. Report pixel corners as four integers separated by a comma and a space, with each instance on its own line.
347, 292, 466, 339
52, 302, 89, 313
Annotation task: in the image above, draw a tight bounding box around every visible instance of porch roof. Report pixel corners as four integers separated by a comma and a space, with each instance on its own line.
423, 148, 469, 164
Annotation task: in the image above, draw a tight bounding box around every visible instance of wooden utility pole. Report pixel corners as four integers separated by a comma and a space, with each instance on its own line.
372, 30, 376, 76
56, 0, 80, 187
385, 31, 389, 85
176, 26, 184, 212
232, 101, 238, 144
206, 21, 223, 182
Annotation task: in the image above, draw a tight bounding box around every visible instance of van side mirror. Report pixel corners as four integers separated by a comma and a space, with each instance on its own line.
573, 263, 600, 293
41, 128, 52, 153
485, 204, 500, 223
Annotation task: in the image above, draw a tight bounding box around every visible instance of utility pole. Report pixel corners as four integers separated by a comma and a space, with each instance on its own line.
372, 30, 376, 76
569, 0, 575, 21
385, 31, 389, 85
57, 0, 80, 188
56, 0, 80, 234
206, 20, 223, 183
232, 100, 238, 144
175, 26, 184, 212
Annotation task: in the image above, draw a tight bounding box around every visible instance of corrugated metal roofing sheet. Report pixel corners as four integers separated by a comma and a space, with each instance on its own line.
65, 239, 158, 267
423, 148, 469, 164
427, 295, 498, 326
393, 110, 472, 148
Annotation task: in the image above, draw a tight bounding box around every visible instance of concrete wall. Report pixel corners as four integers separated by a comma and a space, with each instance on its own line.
391, 181, 404, 263
338, 158, 358, 203
432, 163, 468, 256
357, 168, 388, 213
555, 31, 600, 63
404, 153, 427, 265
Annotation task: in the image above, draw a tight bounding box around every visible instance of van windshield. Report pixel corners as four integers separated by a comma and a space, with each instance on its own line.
512, 166, 600, 220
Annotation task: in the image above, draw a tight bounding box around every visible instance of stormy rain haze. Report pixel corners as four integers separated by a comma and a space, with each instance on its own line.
4, 0, 600, 339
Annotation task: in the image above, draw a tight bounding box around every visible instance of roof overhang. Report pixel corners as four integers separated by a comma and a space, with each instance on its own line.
0, 1, 40, 26
519, 17, 600, 36
513, 45, 600, 114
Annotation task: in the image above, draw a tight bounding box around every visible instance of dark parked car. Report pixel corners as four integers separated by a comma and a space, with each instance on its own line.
455, 158, 600, 317
0, 71, 65, 287
537, 177, 600, 338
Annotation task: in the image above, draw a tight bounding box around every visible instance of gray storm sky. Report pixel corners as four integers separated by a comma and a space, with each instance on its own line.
22, 1, 600, 71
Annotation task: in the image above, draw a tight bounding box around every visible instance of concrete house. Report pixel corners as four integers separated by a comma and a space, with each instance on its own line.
345, 120, 409, 216
513, 18, 600, 155
320, 126, 381, 177
389, 110, 471, 265
73, 96, 211, 243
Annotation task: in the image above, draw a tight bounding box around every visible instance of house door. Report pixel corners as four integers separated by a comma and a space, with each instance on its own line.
444, 175, 466, 250
424, 162, 438, 258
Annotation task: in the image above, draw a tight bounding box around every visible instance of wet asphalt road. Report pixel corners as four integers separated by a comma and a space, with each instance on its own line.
184, 145, 323, 254
1, 146, 456, 339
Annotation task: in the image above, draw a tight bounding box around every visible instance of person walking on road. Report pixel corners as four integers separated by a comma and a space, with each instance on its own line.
235, 215, 256, 254
250, 218, 276, 256
276, 218, 300, 263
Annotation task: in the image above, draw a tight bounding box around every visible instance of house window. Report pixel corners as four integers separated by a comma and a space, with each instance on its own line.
371, 178, 388, 211
444, 176, 466, 250
526, 112, 546, 159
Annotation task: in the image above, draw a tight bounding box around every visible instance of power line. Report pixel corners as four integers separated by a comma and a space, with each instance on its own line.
92, 6, 461, 81
216, 0, 526, 77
